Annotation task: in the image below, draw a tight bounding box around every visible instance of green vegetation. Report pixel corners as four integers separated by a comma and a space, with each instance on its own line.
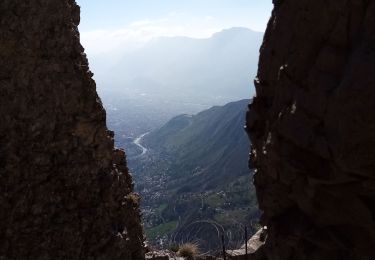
214, 210, 248, 224
157, 203, 168, 212
136, 99, 260, 251
206, 194, 222, 208
169, 244, 180, 253
145, 221, 178, 240
144, 99, 252, 194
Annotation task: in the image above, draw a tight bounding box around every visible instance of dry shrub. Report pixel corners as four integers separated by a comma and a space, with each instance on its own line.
178, 243, 199, 260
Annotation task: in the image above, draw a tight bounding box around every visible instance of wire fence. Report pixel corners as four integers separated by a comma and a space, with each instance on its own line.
164, 220, 260, 257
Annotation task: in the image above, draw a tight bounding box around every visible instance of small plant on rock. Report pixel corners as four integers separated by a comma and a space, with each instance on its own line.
169, 244, 179, 253
178, 243, 199, 260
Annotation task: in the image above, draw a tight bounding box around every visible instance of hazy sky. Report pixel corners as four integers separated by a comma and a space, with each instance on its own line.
76, 0, 273, 55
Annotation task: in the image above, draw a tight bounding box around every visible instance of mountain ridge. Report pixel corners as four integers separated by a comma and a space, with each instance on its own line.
97, 27, 263, 103
132, 99, 259, 251
144, 99, 251, 190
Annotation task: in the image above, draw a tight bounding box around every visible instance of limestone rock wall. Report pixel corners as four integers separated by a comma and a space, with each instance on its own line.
246, 0, 375, 259
0, 1, 144, 259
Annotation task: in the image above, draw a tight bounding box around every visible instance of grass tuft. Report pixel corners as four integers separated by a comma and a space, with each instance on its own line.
178, 243, 199, 260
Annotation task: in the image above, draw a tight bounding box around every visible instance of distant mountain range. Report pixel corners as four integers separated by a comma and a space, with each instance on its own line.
96, 27, 263, 110
99, 27, 263, 140
109, 27, 262, 101
130, 99, 260, 252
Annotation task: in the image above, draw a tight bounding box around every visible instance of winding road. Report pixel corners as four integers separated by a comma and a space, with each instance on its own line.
133, 132, 150, 156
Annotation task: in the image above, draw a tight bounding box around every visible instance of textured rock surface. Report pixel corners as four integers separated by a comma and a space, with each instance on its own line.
0, 1, 144, 259
247, 0, 375, 259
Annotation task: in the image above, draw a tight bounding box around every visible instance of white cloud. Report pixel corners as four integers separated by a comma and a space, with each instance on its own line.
80, 13, 222, 56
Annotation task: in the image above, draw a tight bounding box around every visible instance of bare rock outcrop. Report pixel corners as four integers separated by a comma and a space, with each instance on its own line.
0, 1, 144, 259
247, 0, 375, 259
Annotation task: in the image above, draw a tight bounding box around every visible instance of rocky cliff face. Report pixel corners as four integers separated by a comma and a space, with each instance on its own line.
247, 0, 375, 259
0, 1, 144, 259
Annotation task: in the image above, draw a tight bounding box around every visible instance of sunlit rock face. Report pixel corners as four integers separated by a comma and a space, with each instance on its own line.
0, 1, 144, 259
247, 0, 375, 259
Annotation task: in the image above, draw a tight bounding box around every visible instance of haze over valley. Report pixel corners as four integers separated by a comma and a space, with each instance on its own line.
81, 27, 263, 251
80, 26, 263, 250
93, 27, 263, 139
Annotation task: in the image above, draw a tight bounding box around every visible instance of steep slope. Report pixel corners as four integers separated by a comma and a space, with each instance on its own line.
135, 100, 259, 251
145, 99, 252, 191
247, 0, 375, 259
0, 1, 144, 259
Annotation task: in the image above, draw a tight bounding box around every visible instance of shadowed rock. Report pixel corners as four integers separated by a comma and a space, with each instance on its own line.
247, 0, 375, 259
0, 1, 144, 259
